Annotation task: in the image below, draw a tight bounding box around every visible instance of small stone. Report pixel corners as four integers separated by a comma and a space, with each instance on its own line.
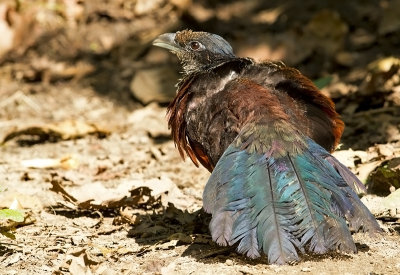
130, 66, 178, 105
301, 267, 311, 272
225, 259, 233, 266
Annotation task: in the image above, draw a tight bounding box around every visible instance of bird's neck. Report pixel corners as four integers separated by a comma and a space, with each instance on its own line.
181, 57, 253, 77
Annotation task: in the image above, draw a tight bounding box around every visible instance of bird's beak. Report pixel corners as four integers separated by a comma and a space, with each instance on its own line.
152, 33, 180, 52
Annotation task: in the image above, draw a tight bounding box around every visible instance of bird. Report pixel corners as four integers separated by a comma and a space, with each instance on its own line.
153, 30, 381, 264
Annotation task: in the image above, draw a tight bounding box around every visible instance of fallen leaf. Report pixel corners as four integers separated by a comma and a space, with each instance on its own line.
168, 232, 193, 244
2, 120, 109, 145
332, 149, 369, 168
49, 173, 187, 210
49, 173, 78, 204
335, 51, 359, 67
129, 223, 168, 238
367, 57, 400, 74
313, 75, 333, 90
129, 176, 187, 208
377, 144, 395, 157
349, 28, 376, 50
9, 198, 23, 211
0, 207, 35, 235
0, 209, 24, 222
0, 4, 14, 58
31, 58, 95, 83
164, 203, 196, 225
113, 208, 139, 225
160, 261, 177, 275
21, 155, 79, 169
2, 252, 23, 266
382, 189, 400, 211
357, 160, 384, 184
0, 3, 38, 61
361, 57, 400, 95
60, 248, 99, 275
0, 196, 35, 230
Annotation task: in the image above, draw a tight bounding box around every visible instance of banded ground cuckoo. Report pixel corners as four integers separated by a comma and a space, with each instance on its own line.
153, 30, 381, 264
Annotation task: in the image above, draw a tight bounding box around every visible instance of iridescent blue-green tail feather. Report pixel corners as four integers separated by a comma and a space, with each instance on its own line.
203, 127, 381, 264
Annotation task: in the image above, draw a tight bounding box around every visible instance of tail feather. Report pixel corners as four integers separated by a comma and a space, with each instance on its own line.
309, 142, 367, 195
331, 185, 382, 233
203, 133, 381, 264
205, 146, 300, 263
230, 210, 260, 258
209, 210, 234, 246
204, 149, 248, 245
326, 156, 367, 194
307, 141, 382, 233
284, 153, 356, 254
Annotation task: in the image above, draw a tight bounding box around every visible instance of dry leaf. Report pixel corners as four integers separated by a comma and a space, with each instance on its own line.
0, 3, 37, 61
113, 208, 139, 225
60, 248, 99, 275
9, 198, 23, 210
361, 57, 400, 94
21, 155, 79, 169
332, 149, 369, 168
168, 232, 193, 244
129, 177, 187, 208
49, 174, 78, 204
49, 173, 187, 211
0, 4, 14, 58
382, 189, 400, 211
356, 160, 384, 184
2, 120, 109, 145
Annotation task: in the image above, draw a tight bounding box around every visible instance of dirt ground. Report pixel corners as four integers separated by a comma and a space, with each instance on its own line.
0, 0, 400, 274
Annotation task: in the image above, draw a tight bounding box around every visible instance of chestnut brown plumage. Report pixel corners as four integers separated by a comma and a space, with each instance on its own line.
153, 30, 380, 264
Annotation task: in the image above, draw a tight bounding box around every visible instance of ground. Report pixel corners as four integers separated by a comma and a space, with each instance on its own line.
0, 0, 400, 274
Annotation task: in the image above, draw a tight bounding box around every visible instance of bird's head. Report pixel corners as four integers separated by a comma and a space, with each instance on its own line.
153, 30, 236, 74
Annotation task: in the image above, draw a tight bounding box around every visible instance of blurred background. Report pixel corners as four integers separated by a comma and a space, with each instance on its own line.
0, 1, 400, 273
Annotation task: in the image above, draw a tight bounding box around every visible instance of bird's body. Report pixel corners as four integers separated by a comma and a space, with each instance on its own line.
153, 30, 381, 264
169, 58, 343, 171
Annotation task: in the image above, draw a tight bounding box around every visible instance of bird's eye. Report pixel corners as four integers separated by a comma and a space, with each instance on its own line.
189, 41, 202, 51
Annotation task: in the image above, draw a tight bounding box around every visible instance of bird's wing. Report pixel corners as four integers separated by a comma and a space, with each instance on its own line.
246, 63, 344, 152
